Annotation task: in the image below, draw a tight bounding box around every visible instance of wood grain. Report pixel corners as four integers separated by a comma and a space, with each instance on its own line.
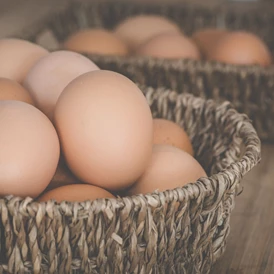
212, 144, 274, 274
0, 1, 273, 273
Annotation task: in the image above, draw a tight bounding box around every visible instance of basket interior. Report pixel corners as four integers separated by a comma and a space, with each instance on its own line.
143, 87, 244, 176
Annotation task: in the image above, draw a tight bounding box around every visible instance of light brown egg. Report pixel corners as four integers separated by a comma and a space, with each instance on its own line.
38, 184, 114, 202
114, 15, 181, 51
136, 33, 200, 60
0, 101, 60, 198
23, 50, 99, 121
54, 70, 153, 191
64, 29, 129, 56
127, 144, 206, 196
191, 28, 228, 58
0, 77, 34, 105
153, 119, 193, 155
207, 31, 272, 66
0, 38, 48, 82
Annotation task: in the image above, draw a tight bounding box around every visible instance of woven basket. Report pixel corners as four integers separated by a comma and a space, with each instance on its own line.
0, 86, 260, 274
15, 0, 274, 142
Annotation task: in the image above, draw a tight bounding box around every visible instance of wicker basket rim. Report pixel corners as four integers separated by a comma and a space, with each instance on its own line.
89, 54, 274, 76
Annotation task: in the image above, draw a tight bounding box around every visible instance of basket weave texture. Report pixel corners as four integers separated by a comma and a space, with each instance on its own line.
0, 87, 261, 274
17, 0, 274, 142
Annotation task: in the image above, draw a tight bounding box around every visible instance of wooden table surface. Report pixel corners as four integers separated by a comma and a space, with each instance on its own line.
0, 1, 273, 274
212, 144, 274, 274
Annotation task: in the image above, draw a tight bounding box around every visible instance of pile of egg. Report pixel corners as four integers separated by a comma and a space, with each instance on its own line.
0, 38, 206, 203
61, 14, 272, 67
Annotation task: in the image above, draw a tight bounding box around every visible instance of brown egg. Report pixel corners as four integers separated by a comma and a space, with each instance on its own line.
23, 50, 99, 121
153, 119, 193, 155
207, 31, 272, 66
136, 33, 200, 60
38, 184, 114, 202
0, 77, 34, 105
114, 15, 181, 51
127, 144, 206, 196
0, 38, 48, 83
64, 29, 129, 56
191, 28, 228, 58
54, 70, 153, 191
0, 101, 60, 198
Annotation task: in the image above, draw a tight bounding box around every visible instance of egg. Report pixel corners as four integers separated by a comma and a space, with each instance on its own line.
0, 101, 60, 198
127, 144, 206, 196
207, 31, 272, 66
153, 119, 193, 155
38, 184, 114, 202
54, 70, 153, 191
136, 33, 200, 60
64, 29, 129, 56
191, 28, 228, 58
114, 15, 181, 51
0, 38, 48, 82
23, 50, 99, 120
0, 77, 34, 105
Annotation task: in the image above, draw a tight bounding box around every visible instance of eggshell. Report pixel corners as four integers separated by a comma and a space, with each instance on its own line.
191, 28, 228, 58
207, 31, 272, 66
0, 38, 48, 82
23, 50, 99, 120
0, 101, 60, 198
136, 33, 200, 60
0, 77, 34, 105
153, 119, 193, 155
54, 70, 153, 191
114, 15, 181, 51
127, 144, 206, 195
38, 184, 114, 202
64, 29, 129, 56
